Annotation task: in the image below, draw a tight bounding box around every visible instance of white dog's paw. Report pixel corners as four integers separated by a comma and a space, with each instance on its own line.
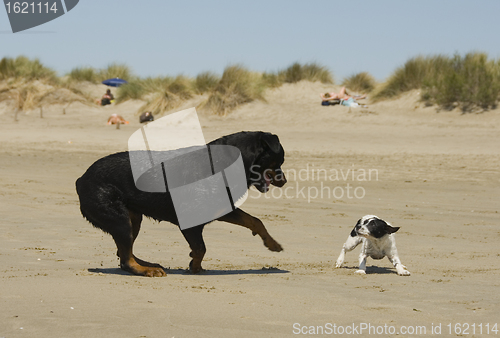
335, 260, 343, 268
354, 270, 366, 275
398, 269, 410, 276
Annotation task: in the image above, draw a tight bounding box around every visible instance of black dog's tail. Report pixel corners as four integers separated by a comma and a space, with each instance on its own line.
75, 172, 129, 236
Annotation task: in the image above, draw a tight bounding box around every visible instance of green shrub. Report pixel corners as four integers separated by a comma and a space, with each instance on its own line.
341, 72, 376, 93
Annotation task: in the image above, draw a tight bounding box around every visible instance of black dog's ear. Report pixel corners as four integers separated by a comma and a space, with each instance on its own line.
386, 225, 400, 234
261, 133, 281, 153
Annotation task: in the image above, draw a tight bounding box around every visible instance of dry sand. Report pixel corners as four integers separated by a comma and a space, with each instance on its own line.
1, 82, 499, 337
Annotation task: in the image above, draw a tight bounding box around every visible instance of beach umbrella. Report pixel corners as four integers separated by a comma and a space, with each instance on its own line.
102, 78, 128, 87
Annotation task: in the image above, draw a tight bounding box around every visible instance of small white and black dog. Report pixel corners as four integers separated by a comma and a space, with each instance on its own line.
335, 215, 410, 276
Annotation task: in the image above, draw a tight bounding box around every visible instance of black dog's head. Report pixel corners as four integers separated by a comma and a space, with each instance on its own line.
353, 215, 399, 239
249, 132, 286, 193
209, 131, 286, 193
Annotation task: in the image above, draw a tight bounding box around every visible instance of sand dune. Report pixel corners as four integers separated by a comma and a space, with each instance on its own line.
1, 82, 499, 337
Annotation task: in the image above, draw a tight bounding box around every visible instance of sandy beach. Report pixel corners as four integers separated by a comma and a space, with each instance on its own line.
1, 82, 499, 337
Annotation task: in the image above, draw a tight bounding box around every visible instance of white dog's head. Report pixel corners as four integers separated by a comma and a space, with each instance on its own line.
354, 215, 400, 238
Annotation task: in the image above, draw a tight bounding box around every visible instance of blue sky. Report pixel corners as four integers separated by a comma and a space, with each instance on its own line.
1, 0, 500, 82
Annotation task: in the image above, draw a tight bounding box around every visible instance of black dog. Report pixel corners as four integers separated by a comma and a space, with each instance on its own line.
76, 131, 287, 277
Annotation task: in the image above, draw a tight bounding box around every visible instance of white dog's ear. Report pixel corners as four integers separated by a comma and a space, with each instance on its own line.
386, 225, 400, 234
350, 218, 362, 237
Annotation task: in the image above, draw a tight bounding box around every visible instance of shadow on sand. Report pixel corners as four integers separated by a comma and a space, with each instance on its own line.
88, 267, 289, 276
341, 265, 398, 275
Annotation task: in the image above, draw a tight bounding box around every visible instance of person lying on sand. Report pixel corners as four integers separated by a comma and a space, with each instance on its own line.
320, 86, 366, 102
321, 87, 367, 107
107, 114, 129, 125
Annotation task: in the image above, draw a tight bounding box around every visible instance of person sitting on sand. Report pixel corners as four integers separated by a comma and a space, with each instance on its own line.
107, 114, 129, 125
139, 111, 154, 123
101, 89, 114, 106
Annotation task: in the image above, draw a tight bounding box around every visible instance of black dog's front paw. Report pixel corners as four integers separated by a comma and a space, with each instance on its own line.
264, 237, 283, 252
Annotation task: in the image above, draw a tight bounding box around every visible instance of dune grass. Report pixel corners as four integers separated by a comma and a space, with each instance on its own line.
5, 54, 499, 115
115, 81, 145, 102
300, 63, 334, 84
371, 55, 449, 101
98, 63, 133, 82
263, 62, 334, 88
9, 85, 39, 111
372, 52, 500, 112
138, 75, 195, 115
115, 76, 169, 103
422, 52, 500, 111
117, 75, 197, 104
119, 66, 266, 116
194, 71, 220, 94
139, 76, 173, 93
202, 65, 266, 116
67, 67, 99, 83
0, 56, 93, 118
341, 72, 376, 93
139, 91, 177, 116
166, 75, 194, 100
0, 81, 93, 120
6, 59, 333, 116
67, 63, 133, 84
0, 56, 57, 83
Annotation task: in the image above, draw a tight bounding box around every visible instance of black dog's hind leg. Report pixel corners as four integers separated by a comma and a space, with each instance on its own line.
126, 211, 165, 269
218, 208, 283, 252
181, 225, 206, 273
111, 211, 166, 277
78, 183, 166, 277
